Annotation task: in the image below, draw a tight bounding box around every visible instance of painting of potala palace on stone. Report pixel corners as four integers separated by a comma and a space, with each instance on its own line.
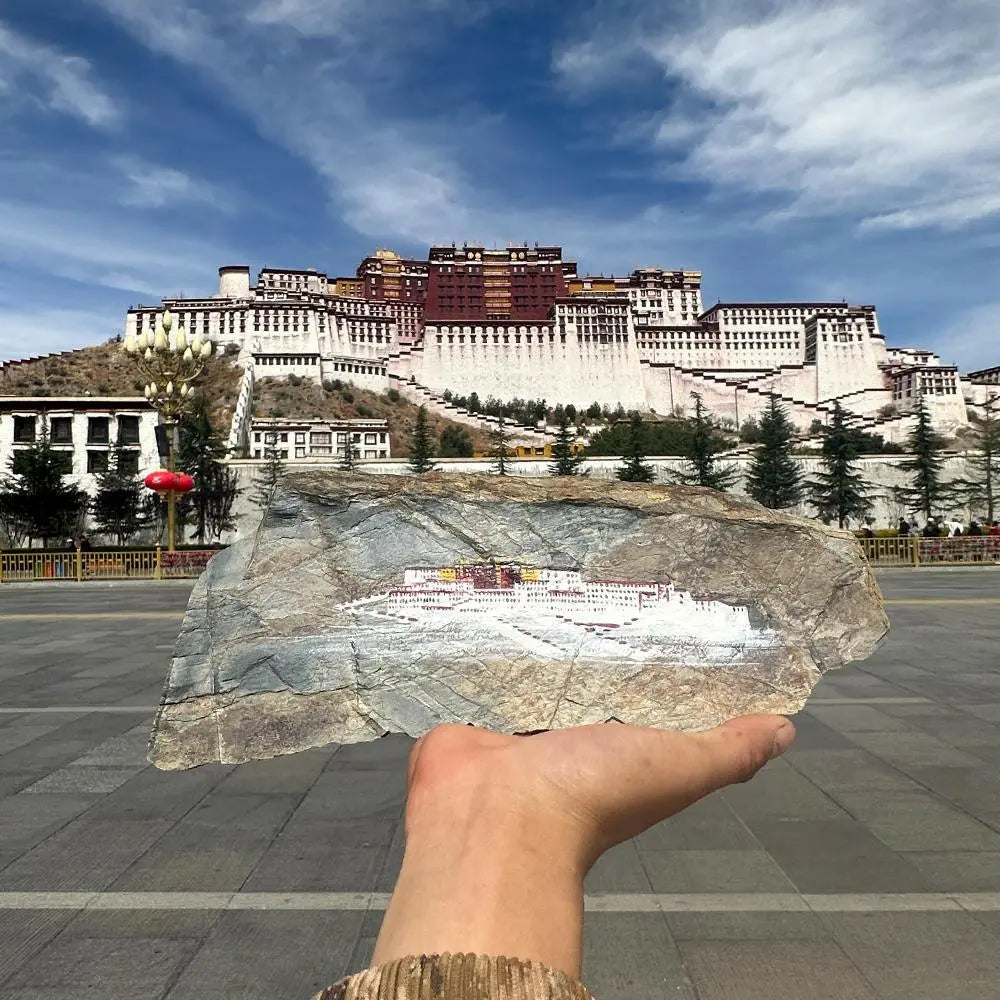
337, 561, 781, 667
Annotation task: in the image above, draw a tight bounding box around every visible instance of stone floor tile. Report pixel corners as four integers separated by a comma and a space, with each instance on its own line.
820, 911, 1000, 1000
0, 910, 78, 985
638, 850, 795, 893
664, 910, 831, 942
4, 936, 198, 1000
901, 851, 1000, 892
584, 840, 653, 894
0, 818, 173, 891
831, 789, 1000, 852
582, 913, 696, 1000
677, 940, 878, 999
163, 910, 362, 1000
744, 818, 931, 893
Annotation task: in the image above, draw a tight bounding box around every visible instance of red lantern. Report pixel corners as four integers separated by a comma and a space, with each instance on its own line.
173, 473, 195, 493
144, 469, 175, 492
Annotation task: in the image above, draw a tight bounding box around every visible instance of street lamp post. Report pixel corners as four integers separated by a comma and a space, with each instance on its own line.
122, 309, 213, 552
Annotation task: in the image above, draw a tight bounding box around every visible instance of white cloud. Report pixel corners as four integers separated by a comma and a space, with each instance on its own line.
554, 0, 1000, 232
0, 199, 230, 298
111, 155, 231, 210
0, 19, 122, 129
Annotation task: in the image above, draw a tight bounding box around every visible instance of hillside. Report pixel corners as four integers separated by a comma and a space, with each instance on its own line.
0, 343, 244, 432
252, 377, 495, 457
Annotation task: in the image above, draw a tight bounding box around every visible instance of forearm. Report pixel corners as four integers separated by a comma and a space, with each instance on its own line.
372, 786, 587, 978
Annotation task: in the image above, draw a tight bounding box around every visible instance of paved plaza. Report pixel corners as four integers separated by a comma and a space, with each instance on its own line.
1, 570, 999, 999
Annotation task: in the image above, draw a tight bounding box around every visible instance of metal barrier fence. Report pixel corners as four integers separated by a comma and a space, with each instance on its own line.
0, 548, 217, 583
860, 536, 1000, 566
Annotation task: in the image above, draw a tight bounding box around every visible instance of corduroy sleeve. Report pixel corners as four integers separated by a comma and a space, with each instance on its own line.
314, 953, 595, 1000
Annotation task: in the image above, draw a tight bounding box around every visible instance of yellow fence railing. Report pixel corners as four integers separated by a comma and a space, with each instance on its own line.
860, 536, 1000, 566
0, 548, 218, 583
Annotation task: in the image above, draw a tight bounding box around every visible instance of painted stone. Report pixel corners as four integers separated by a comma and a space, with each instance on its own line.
150, 472, 888, 769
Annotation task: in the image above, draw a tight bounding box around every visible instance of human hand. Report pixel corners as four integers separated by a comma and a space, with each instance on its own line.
373, 716, 795, 977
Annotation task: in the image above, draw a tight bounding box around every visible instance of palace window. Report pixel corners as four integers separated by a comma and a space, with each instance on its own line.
87, 417, 110, 445
50, 417, 73, 444
118, 415, 140, 446
13, 415, 36, 443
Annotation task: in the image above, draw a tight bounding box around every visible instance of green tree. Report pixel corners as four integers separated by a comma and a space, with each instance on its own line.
490, 415, 512, 476
896, 397, 953, 520
205, 463, 240, 541
965, 392, 1000, 524
177, 400, 240, 544
549, 413, 586, 476
339, 433, 359, 471
674, 394, 737, 490
746, 396, 802, 509
439, 425, 474, 457
251, 433, 286, 508
91, 440, 146, 544
408, 406, 436, 474
0, 419, 87, 548
616, 413, 656, 483
808, 402, 871, 528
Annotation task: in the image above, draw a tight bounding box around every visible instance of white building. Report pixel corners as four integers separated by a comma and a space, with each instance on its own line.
125, 259, 990, 440
249, 417, 391, 461
0, 395, 160, 488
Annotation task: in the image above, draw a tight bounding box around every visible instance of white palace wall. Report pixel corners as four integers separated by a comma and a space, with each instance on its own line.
408, 324, 647, 408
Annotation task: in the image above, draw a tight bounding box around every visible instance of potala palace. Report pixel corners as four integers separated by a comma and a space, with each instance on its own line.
124, 244, 999, 448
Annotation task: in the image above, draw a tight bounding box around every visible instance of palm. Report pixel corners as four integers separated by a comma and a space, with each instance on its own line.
408, 716, 792, 866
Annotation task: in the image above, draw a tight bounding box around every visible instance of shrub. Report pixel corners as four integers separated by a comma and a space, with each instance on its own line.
387, 388, 400, 402
356, 403, 374, 418
341, 389, 354, 403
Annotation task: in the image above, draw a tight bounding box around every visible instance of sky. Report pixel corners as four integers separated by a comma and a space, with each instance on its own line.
0, 0, 998, 368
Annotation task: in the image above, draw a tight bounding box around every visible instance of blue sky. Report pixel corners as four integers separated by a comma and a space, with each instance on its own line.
1, 0, 998, 368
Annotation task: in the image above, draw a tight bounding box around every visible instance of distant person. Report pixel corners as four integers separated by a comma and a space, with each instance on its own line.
79, 535, 92, 551
943, 520, 963, 537
921, 520, 937, 537
968, 521, 983, 537
861, 526, 875, 539
898, 518, 910, 537
990, 521, 1000, 537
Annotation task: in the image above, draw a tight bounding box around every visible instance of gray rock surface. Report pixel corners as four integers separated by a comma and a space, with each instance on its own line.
150, 472, 888, 769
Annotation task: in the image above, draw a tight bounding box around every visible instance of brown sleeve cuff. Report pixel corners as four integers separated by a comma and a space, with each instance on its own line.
314, 953, 595, 1000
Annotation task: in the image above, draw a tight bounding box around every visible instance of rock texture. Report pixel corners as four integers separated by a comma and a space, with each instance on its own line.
150, 472, 888, 769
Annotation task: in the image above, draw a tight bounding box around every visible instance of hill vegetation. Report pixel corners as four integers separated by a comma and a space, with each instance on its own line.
0, 343, 243, 431
252, 376, 494, 457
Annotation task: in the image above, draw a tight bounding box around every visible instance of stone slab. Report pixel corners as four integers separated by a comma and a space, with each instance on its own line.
150, 472, 887, 768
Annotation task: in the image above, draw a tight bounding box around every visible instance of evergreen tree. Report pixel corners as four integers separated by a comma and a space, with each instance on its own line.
808, 402, 871, 528
896, 397, 952, 520
965, 392, 1000, 524
490, 415, 512, 476
251, 433, 286, 508
339, 433, 359, 471
746, 396, 802, 508
0, 419, 87, 548
408, 406, 436, 474
177, 400, 240, 544
549, 413, 586, 476
616, 412, 656, 483
439, 425, 474, 457
205, 464, 240, 541
91, 440, 146, 544
674, 393, 737, 490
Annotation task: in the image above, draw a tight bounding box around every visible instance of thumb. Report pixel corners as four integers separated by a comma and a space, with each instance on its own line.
688, 715, 795, 794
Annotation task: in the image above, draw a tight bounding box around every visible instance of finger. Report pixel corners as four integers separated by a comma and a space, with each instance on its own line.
689, 715, 795, 794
